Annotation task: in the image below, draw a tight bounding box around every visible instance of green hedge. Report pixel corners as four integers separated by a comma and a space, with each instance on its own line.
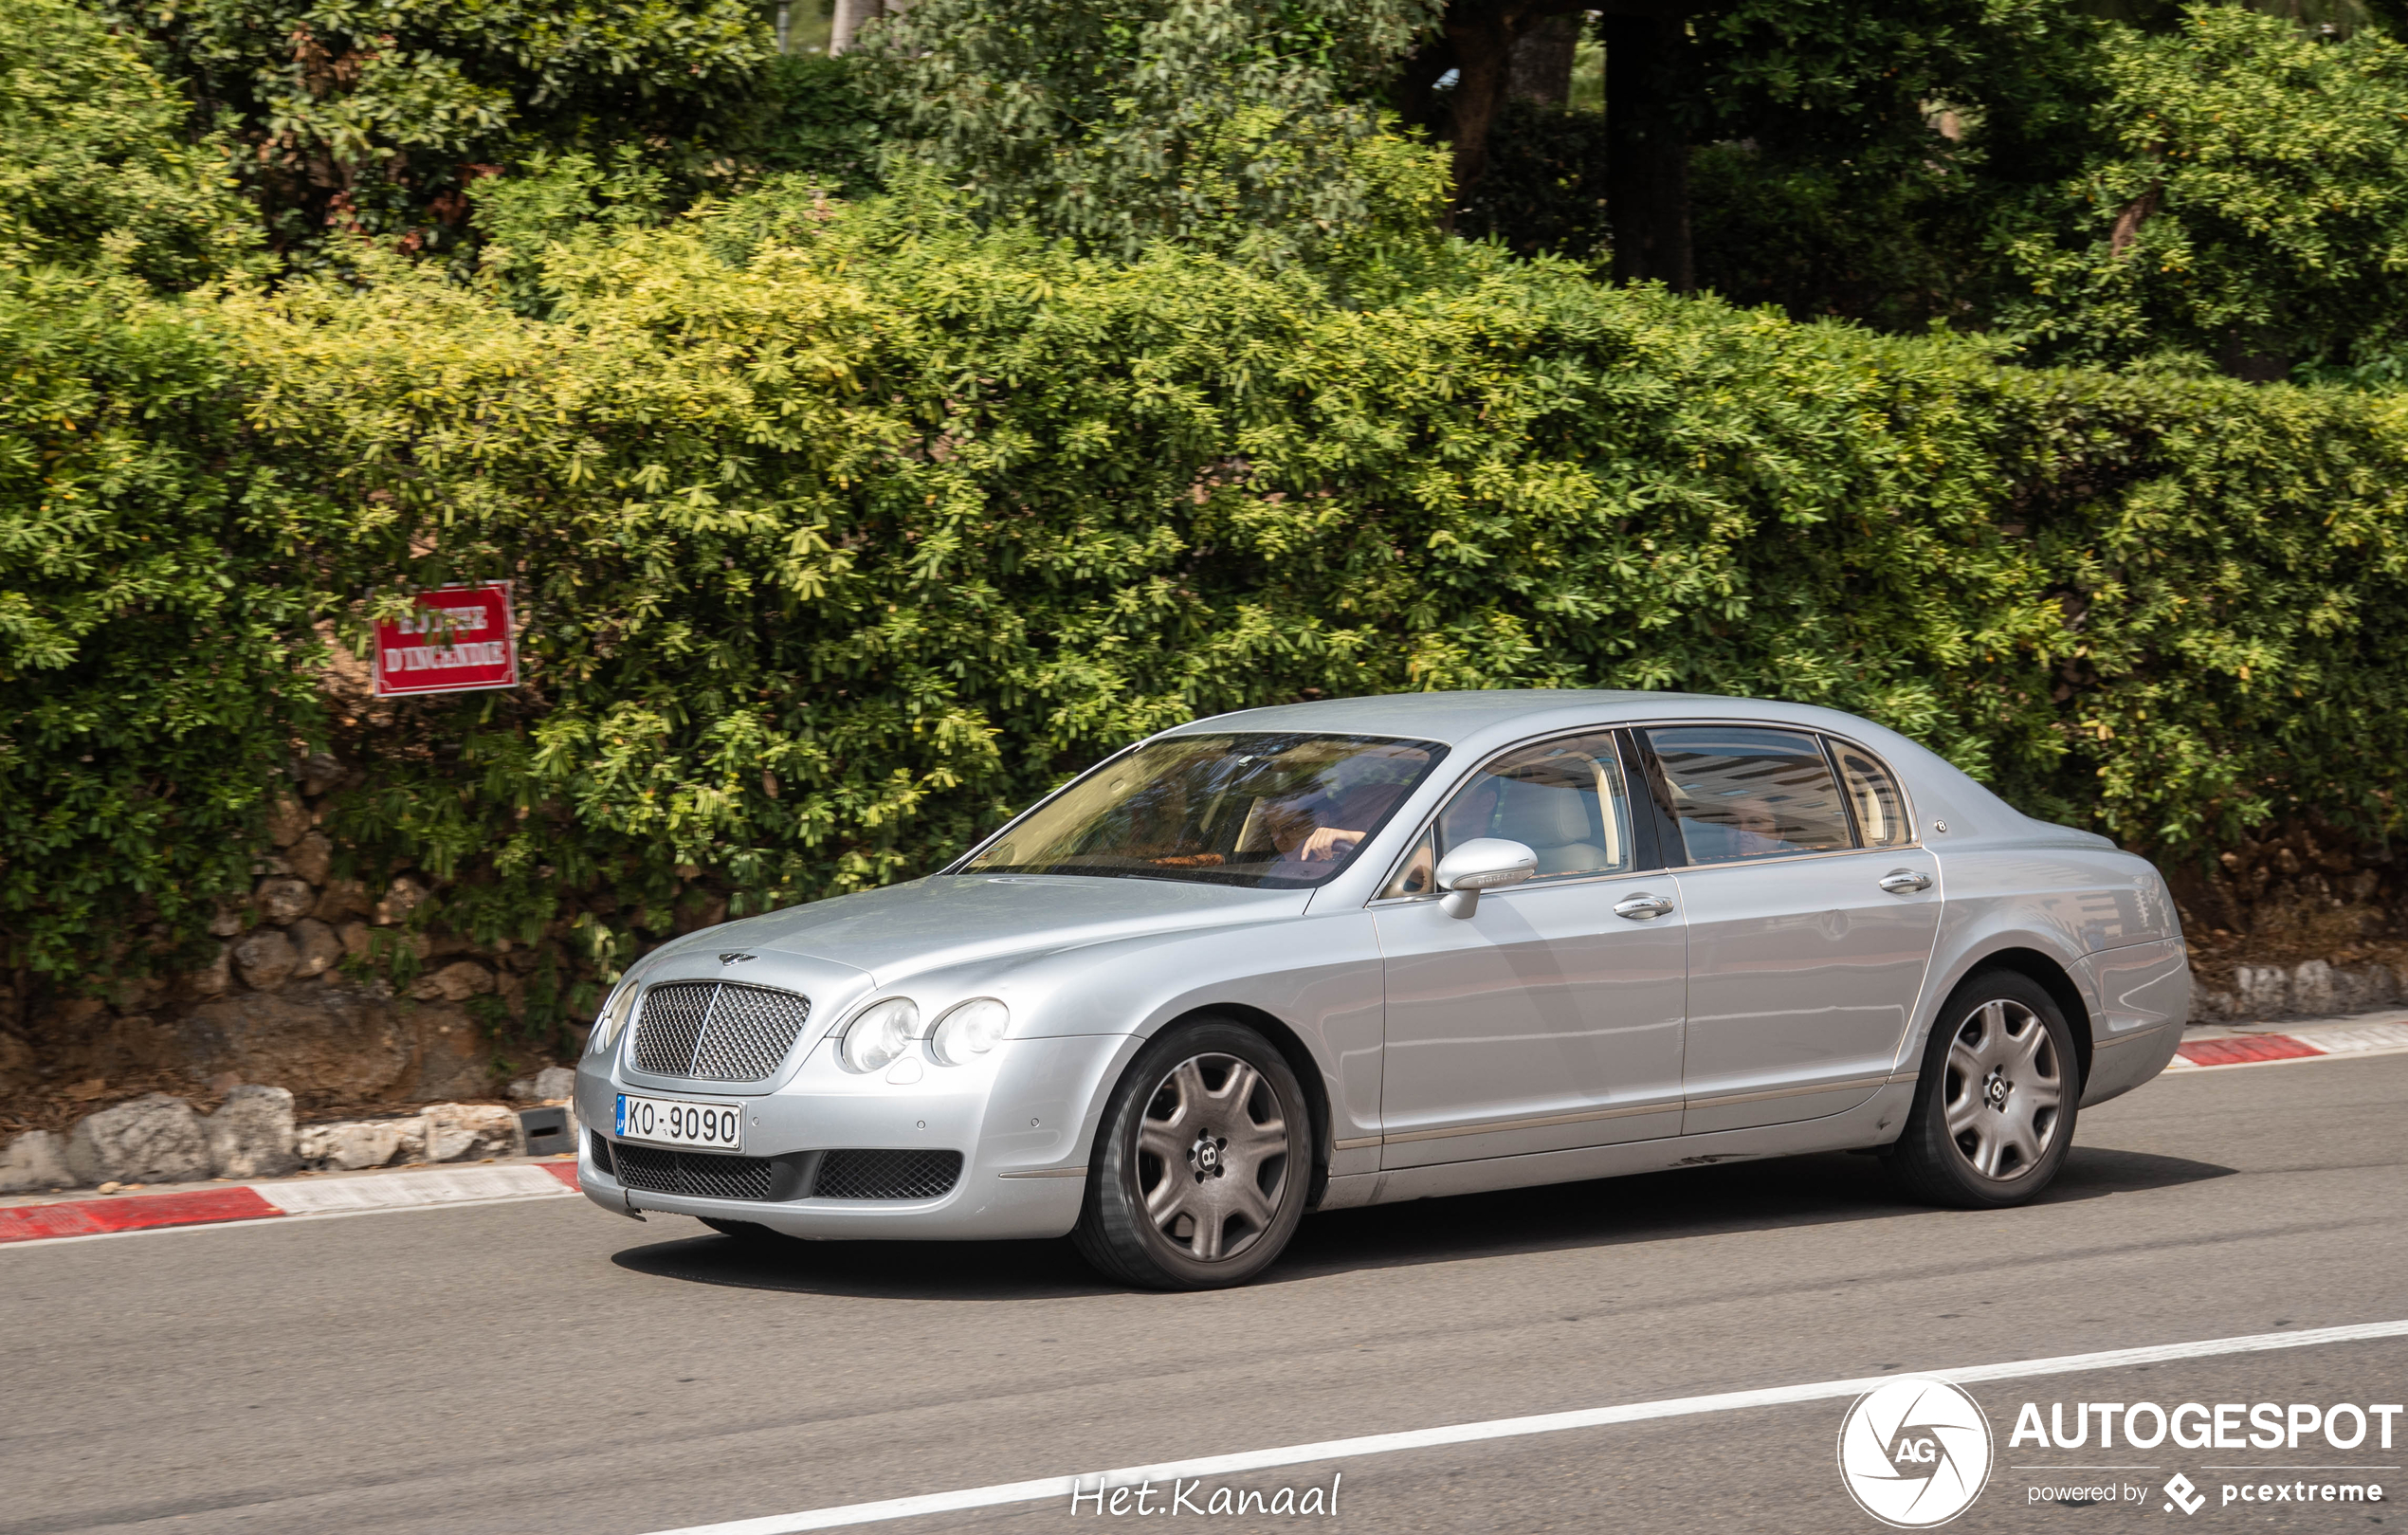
9, 189, 2408, 1030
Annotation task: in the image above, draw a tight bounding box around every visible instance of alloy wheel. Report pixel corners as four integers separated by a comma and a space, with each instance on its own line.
1134, 1052, 1291, 1263
1942, 998, 2064, 1180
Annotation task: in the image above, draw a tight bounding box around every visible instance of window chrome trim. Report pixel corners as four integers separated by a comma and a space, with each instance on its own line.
1632, 718, 1924, 867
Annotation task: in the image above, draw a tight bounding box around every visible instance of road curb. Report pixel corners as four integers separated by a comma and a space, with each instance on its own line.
0, 1160, 579, 1246
2170, 1011, 2408, 1070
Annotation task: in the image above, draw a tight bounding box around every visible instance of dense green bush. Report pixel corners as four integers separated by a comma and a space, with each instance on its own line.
10, 184, 2408, 1030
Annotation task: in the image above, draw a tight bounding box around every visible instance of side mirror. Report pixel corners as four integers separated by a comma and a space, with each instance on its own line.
1434, 837, 1538, 918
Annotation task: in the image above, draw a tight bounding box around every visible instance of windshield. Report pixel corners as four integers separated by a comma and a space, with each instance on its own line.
958, 733, 1448, 887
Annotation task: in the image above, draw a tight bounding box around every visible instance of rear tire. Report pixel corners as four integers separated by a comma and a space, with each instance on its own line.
1886, 971, 2079, 1209
1072, 1018, 1312, 1290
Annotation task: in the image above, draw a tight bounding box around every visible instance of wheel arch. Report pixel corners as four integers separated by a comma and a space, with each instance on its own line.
1147, 1001, 1334, 1209
1951, 946, 2095, 1091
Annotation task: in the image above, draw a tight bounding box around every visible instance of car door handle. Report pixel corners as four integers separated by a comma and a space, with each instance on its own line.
1614, 893, 1675, 921
1879, 869, 1933, 894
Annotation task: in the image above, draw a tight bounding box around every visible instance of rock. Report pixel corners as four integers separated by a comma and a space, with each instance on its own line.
203, 1085, 299, 1178
0, 1131, 76, 1193
286, 831, 333, 886
2188, 989, 2235, 1024
254, 876, 317, 924
108, 975, 169, 1013
374, 875, 430, 926
289, 919, 344, 979
313, 878, 373, 923
420, 1103, 523, 1161
338, 922, 372, 959
410, 960, 494, 1003
2232, 964, 2289, 1020
210, 903, 246, 939
2289, 959, 2336, 1016
265, 794, 312, 848
296, 1116, 425, 1170
231, 929, 300, 992
508, 1066, 577, 1104
297, 751, 343, 797
174, 988, 490, 1105
64, 1094, 212, 1185
183, 943, 233, 996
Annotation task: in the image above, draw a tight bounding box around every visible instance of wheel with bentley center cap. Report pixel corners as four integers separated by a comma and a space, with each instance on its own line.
1885, 970, 2079, 1209
1073, 1018, 1311, 1290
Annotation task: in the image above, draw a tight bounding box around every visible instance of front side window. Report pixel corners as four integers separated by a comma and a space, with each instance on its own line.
1649, 726, 1853, 864
1378, 733, 1633, 898
962, 733, 1446, 888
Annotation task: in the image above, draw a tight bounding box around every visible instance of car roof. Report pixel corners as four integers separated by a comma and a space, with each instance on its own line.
1166, 689, 1873, 747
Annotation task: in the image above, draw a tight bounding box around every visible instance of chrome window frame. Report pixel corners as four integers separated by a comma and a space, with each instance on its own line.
1367, 718, 1921, 905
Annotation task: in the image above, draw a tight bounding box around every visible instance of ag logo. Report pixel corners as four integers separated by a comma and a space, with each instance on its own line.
1837, 1377, 1993, 1528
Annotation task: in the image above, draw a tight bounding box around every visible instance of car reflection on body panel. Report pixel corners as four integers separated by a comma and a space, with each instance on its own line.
575, 689, 2191, 1289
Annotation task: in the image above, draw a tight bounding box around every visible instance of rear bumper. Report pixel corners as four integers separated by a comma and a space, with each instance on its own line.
2078, 938, 2192, 1106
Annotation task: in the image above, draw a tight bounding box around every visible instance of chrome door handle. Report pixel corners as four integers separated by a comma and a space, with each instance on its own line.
1614, 893, 1675, 921
1879, 869, 1933, 895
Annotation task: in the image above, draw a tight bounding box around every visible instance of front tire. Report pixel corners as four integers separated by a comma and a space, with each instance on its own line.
1073, 1018, 1312, 1290
1886, 971, 2079, 1209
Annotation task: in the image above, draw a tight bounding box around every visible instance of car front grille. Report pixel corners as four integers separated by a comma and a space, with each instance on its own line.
814, 1149, 963, 1201
629, 980, 812, 1082
611, 1142, 778, 1201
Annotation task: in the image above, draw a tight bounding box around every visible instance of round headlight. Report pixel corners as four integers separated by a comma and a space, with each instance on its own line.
841, 997, 921, 1073
930, 998, 1010, 1065
588, 978, 641, 1056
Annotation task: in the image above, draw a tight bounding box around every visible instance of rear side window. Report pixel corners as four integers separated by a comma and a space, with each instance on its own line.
1833, 743, 1911, 848
1648, 726, 1854, 864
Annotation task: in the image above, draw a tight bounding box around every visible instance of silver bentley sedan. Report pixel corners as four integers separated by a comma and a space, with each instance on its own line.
575, 690, 2190, 1288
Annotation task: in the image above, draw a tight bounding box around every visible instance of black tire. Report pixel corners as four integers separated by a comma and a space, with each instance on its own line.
699, 1216, 791, 1245
1886, 970, 2080, 1209
1072, 1018, 1313, 1290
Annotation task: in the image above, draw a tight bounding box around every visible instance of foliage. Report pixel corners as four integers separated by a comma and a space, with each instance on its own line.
1998, 4, 2408, 375
858, 0, 1448, 264
0, 0, 255, 286
99, 0, 776, 255
10, 190, 2397, 1020
745, 52, 889, 193
0, 268, 328, 978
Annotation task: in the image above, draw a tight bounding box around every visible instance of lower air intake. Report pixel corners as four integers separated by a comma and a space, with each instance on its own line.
814, 1149, 964, 1200
612, 1142, 776, 1201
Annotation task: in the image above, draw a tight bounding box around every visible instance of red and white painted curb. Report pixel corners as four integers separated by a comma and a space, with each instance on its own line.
0, 1160, 578, 1246
2168, 1013, 2408, 1070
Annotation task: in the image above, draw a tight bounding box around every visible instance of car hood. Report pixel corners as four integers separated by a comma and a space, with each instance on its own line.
704, 875, 1312, 984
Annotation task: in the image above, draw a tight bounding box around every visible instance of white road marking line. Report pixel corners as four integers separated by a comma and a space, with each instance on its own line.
265, 1163, 573, 1213
643, 1318, 2408, 1535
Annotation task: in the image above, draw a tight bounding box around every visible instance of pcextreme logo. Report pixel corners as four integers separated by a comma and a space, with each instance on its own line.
1838, 1378, 1996, 1528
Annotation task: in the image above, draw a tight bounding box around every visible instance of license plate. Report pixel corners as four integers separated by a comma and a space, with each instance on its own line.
615, 1093, 743, 1152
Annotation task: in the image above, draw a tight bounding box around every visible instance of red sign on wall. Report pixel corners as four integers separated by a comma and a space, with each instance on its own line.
373, 582, 520, 698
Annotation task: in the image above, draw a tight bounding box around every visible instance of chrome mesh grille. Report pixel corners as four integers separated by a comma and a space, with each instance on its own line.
814, 1149, 963, 1200
628, 981, 811, 1081
612, 1142, 776, 1200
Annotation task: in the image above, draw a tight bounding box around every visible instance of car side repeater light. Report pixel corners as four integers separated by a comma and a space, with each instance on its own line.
841, 996, 921, 1073
930, 998, 1010, 1065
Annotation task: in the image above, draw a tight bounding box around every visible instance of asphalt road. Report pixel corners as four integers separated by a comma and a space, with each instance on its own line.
5, 1052, 2405, 1535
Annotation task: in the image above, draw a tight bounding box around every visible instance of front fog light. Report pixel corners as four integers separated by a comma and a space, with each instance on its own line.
841, 997, 921, 1072
930, 998, 1010, 1065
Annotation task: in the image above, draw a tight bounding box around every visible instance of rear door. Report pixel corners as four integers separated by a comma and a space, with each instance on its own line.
1636, 725, 1940, 1135
1373, 731, 1687, 1167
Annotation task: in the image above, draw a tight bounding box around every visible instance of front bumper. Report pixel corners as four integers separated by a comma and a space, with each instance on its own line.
575, 1032, 1134, 1240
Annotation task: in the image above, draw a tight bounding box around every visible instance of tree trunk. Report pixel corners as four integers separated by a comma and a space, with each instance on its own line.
1442, 7, 1516, 222
1601, 12, 1693, 292
1510, 11, 1581, 104
830, 0, 883, 56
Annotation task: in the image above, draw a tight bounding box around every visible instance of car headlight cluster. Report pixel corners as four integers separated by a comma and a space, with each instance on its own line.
839, 996, 1010, 1072
586, 974, 645, 1057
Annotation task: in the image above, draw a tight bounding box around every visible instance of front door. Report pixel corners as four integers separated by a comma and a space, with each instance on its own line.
1375, 731, 1687, 1168
1640, 724, 1941, 1135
